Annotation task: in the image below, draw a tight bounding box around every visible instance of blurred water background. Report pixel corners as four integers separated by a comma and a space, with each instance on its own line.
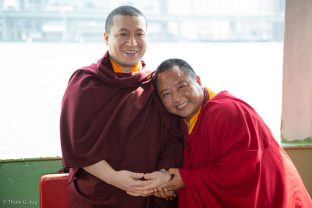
0, 42, 283, 159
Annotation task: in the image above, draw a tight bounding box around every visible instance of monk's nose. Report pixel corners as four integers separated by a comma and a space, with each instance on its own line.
126, 35, 137, 46
172, 92, 182, 103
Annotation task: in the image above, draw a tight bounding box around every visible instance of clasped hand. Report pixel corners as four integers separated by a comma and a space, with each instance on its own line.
125, 168, 184, 200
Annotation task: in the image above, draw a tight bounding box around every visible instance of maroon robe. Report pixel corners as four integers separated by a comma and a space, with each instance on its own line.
60, 52, 183, 208
178, 90, 312, 208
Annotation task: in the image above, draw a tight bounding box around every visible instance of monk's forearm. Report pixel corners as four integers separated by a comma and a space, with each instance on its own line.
83, 160, 146, 192
83, 160, 116, 184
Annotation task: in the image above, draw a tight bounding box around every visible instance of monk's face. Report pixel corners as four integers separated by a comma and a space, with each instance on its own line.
104, 15, 147, 73
157, 66, 204, 121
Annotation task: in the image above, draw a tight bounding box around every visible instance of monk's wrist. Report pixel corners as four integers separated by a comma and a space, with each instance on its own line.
158, 168, 166, 173
158, 168, 173, 182
102, 167, 117, 185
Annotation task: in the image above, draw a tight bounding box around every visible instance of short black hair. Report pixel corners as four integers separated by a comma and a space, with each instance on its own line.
152, 58, 197, 91
105, 5, 147, 33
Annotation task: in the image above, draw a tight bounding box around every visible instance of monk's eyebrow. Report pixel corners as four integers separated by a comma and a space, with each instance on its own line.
136, 28, 145, 32
177, 81, 186, 85
159, 89, 169, 95
159, 81, 185, 94
117, 28, 129, 32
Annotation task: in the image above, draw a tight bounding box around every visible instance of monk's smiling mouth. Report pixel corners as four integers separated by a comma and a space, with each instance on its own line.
176, 102, 188, 110
123, 50, 137, 54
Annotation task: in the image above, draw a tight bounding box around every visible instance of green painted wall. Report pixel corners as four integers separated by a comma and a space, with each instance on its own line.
0, 149, 311, 208
285, 148, 312, 196
0, 158, 63, 208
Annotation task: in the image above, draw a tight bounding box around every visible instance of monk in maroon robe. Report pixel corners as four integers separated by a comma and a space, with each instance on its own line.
142, 58, 312, 208
60, 6, 183, 208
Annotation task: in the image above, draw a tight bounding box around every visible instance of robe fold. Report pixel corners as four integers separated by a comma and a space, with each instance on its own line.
60, 52, 183, 208
178, 90, 312, 208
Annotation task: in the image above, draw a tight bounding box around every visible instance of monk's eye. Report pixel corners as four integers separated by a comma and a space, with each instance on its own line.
117, 32, 128, 37
162, 92, 171, 99
178, 84, 186, 90
137, 32, 145, 37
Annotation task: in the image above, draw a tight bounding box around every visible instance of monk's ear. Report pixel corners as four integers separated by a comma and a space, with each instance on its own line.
195, 75, 202, 86
104, 32, 109, 45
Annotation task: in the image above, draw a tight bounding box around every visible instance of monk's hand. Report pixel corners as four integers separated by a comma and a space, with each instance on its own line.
126, 170, 172, 197
109, 170, 147, 193
159, 168, 184, 192
153, 188, 177, 200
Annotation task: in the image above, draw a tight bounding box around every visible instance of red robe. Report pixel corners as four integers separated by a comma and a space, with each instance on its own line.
178, 90, 312, 208
60, 52, 183, 208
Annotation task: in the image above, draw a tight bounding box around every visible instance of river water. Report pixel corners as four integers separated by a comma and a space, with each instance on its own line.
0, 42, 283, 159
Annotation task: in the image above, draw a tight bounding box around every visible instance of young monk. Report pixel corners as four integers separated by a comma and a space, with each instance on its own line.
134, 58, 312, 207
60, 7, 183, 208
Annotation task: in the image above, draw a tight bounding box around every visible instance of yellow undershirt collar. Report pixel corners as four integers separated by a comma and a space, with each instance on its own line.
185, 88, 217, 134
185, 106, 202, 134
110, 57, 141, 74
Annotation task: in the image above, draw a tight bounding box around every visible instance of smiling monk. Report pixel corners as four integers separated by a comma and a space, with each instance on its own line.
60, 7, 183, 208
145, 58, 312, 208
